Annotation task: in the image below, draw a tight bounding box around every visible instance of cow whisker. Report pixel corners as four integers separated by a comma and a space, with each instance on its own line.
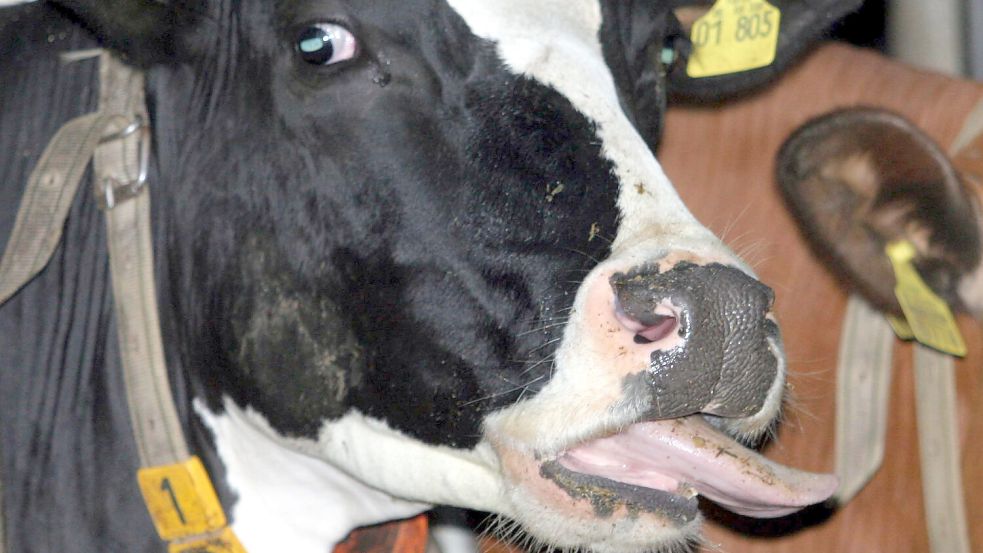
717, 202, 753, 244
563, 247, 602, 264
515, 320, 569, 337
515, 354, 555, 378
457, 375, 547, 407
525, 337, 564, 356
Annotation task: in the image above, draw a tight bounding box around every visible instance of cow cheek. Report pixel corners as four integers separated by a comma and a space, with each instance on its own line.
228, 244, 364, 438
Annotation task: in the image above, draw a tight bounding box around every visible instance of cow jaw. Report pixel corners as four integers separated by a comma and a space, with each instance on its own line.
487, 416, 836, 553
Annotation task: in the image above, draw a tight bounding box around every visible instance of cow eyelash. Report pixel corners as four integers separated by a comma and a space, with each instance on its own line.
295, 22, 358, 66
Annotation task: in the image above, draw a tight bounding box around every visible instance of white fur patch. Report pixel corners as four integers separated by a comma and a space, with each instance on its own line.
309, 410, 508, 514
196, 400, 431, 553
438, 4, 784, 552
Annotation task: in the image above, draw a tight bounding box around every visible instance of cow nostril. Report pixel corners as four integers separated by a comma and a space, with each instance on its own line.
632, 314, 677, 344
613, 294, 681, 344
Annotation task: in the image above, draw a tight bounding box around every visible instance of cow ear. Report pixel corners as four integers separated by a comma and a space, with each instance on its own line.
49, 0, 201, 66
667, 0, 862, 101
777, 108, 983, 316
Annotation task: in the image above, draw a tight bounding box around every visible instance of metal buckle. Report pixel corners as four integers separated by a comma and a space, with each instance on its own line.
96, 114, 150, 210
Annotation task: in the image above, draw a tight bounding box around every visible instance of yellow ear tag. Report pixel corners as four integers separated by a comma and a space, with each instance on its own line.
686, 0, 781, 78
886, 313, 916, 341
885, 241, 967, 356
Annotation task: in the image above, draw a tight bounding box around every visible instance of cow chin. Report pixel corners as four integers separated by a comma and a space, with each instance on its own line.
492, 436, 702, 553
482, 408, 764, 553
482, 396, 799, 553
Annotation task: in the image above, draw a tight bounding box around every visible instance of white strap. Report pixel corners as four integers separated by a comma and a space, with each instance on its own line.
913, 345, 971, 553
0, 110, 122, 553
832, 295, 895, 504
950, 95, 983, 154
0, 63, 142, 553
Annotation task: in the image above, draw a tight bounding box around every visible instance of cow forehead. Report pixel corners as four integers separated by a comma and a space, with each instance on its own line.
447, 0, 606, 94
446, 0, 602, 59
449, 0, 713, 256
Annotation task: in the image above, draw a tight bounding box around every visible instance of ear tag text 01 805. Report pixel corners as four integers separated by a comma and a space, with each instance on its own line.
686, 0, 781, 78
885, 240, 967, 356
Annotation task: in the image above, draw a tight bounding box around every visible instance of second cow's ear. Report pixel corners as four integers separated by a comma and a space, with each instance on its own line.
667, 0, 862, 101
777, 108, 983, 316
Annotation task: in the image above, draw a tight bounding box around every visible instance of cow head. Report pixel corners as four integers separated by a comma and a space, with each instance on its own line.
778, 108, 983, 322
55, 1, 858, 551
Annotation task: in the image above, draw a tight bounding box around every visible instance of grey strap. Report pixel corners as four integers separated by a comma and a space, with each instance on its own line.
914, 345, 971, 553
0, 68, 127, 553
95, 52, 189, 465
0, 112, 118, 305
832, 295, 895, 504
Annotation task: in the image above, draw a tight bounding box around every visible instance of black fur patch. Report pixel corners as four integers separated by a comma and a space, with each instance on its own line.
612, 262, 778, 420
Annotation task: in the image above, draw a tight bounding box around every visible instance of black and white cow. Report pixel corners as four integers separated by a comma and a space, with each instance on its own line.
0, 1, 858, 552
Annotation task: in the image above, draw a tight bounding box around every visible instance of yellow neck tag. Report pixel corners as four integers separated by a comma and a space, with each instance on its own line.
169, 527, 248, 553
685, 0, 781, 78
137, 456, 248, 552
885, 241, 967, 356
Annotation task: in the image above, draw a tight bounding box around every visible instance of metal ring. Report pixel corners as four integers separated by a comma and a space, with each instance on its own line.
99, 115, 145, 144
101, 178, 118, 210
135, 122, 150, 186
95, 115, 151, 210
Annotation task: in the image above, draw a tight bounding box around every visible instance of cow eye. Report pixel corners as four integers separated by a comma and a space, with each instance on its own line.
660, 33, 689, 73
296, 23, 358, 66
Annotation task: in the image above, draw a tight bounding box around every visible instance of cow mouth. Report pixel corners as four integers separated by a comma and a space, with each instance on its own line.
529, 415, 837, 524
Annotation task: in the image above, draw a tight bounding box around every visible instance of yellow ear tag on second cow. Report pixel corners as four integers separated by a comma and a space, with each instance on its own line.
886, 313, 916, 341
885, 241, 967, 356
686, 0, 781, 78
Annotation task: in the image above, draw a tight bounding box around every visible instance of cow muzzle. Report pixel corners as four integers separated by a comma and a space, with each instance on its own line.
609, 261, 780, 422
483, 251, 834, 553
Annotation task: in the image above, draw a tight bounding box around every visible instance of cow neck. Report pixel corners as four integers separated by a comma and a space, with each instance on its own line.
0, 50, 429, 553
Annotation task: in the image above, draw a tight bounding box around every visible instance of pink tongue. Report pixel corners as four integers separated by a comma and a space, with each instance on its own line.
558, 416, 837, 518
